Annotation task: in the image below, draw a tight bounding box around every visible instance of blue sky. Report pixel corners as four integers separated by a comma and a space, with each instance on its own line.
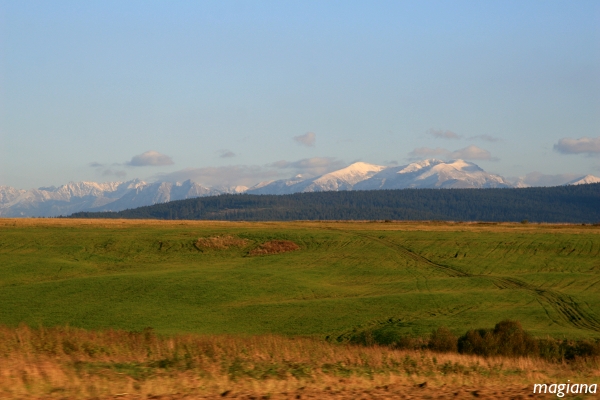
1, 1, 599, 188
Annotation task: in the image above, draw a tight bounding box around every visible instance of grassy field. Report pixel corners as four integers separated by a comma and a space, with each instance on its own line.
1, 218, 599, 340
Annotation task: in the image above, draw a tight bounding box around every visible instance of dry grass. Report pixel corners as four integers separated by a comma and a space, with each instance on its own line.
0, 325, 598, 399
1, 217, 598, 235
248, 240, 300, 256
195, 235, 249, 250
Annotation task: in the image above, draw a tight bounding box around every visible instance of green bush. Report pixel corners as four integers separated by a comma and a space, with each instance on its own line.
348, 325, 424, 350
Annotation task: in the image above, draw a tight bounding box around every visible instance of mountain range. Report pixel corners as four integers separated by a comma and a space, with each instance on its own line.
1, 159, 598, 217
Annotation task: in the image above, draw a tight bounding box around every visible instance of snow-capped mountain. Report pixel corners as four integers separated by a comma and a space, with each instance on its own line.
354, 159, 511, 190
565, 175, 600, 186
0, 179, 245, 217
248, 159, 511, 194
247, 162, 386, 194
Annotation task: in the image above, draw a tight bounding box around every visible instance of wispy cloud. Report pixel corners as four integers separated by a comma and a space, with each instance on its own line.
293, 132, 316, 147
427, 129, 461, 140
126, 151, 174, 166
554, 137, 600, 156
102, 169, 127, 178
468, 134, 500, 142
515, 172, 579, 187
408, 147, 450, 159
154, 157, 344, 187
89, 162, 126, 178
219, 150, 236, 158
270, 157, 344, 176
450, 145, 497, 161
155, 165, 280, 187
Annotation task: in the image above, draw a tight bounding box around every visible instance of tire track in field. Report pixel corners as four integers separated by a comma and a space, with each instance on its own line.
323, 229, 439, 304
353, 232, 468, 277
353, 232, 600, 333
490, 277, 600, 331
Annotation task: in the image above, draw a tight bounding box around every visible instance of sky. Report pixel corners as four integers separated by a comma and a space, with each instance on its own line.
1, 0, 599, 189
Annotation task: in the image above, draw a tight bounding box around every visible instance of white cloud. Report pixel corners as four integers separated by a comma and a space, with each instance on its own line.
126, 151, 174, 166
293, 132, 316, 147
554, 137, 600, 155
428, 129, 461, 139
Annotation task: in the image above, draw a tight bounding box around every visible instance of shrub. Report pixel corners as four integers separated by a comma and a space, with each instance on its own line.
458, 320, 537, 358
428, 326, 458, 353
348, 325, 425, 350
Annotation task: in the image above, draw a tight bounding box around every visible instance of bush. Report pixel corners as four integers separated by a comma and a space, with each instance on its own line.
347, 320, 599, 363
428, 326, 458, 353
348, 325, 425, 350
458, 320, 537, 357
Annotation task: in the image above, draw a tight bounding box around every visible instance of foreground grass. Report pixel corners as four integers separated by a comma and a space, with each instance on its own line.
1, 219, 600, 340
1, 325, 599, 399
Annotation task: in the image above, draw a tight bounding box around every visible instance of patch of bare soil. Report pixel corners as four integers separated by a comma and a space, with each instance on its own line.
195, 235, 249, 250
249, 240, 300, 256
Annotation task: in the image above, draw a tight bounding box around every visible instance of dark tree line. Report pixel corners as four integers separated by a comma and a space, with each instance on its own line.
70, 183, 600, 223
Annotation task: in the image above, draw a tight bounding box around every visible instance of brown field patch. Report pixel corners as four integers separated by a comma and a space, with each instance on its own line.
249, 240, 300, 255
195, 235, 249, 250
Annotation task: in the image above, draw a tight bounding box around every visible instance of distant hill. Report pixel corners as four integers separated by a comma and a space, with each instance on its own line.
70, 183, 600, 223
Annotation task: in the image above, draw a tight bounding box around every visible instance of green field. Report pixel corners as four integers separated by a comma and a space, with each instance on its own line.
1, 219, 599, 339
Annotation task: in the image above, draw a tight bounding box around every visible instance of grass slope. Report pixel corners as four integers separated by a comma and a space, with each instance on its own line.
0, 219, 599, 340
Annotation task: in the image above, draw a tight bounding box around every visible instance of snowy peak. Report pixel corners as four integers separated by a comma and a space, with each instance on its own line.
247, 162, 386, 194
248, 159, 512, 194
565, 175, 600, 185
310, 162, 386, 189
397, 159, 444, 174
354, 159, 511, 190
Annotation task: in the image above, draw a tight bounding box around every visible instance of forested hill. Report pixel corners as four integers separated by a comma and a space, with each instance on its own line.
70, 183, 600, 223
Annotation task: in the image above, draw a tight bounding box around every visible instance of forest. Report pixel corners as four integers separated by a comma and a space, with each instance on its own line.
70, 184, 600, 223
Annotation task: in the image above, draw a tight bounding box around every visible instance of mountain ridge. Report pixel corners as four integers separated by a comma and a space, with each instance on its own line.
1, 159, 599, 217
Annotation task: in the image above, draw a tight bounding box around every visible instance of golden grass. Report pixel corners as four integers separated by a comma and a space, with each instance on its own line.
1, 217, 598, 235
0, 325, 598, 399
